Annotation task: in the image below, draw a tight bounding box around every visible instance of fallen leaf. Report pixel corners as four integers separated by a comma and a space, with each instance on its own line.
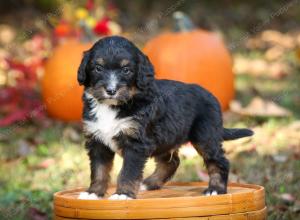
37, 158, 55, 169
269, 62, 290, 79
246, 29, 298, 49
234, 56, 268, 75
230, 97, 292, 117
278, 193, 295, 206
234, 56, 290, 78
261, 30, 295, 49
272, 154, 288, 163
265, 46, 285, 61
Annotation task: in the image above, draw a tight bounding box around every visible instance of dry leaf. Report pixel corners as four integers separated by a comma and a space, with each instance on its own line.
234, 55, 290, 78
278, 193, 296, 205
246, 29, 298, 50
261, 30, 294, 49
265, 46, 285, 61
230, 97, 292, 117
37, 158, 55, 169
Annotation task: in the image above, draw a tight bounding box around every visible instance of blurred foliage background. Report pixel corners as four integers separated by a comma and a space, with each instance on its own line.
0, 1, 300, 219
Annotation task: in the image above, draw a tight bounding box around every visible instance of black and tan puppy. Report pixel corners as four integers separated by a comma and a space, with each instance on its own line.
77, 36, 253, 200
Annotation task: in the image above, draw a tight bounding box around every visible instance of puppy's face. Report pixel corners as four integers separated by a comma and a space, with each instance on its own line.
78, 36, 154, 105
86, 46, 137, 105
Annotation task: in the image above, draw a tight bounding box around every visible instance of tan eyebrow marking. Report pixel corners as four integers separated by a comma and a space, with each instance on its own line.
120, 59, 130, 67
96, 58, 105, 65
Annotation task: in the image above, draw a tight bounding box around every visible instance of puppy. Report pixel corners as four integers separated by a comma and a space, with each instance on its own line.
77, 36, 253, 200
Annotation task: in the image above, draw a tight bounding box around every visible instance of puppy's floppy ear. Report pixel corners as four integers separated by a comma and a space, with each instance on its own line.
77, 50, 90, 86
136, 52, 155, 90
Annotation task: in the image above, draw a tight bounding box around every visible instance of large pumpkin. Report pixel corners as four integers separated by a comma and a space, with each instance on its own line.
143, 15, 234, 110
41, 39, 92, 121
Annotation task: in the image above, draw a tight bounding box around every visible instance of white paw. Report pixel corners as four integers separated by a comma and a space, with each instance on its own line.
78, 192, 100, 200
108, 194, 133, 200
205, 190, 218, 196
139, 184, 147, 191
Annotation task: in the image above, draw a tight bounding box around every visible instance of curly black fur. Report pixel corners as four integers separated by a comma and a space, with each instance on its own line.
78, 36, 253, 199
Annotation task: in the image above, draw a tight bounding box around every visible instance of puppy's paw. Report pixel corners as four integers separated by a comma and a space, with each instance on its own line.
141, 180, 162, 191
108, 194, 133, 200
78, 192, 100, 200
204, 190, 218, 196
203, 186, 226, 196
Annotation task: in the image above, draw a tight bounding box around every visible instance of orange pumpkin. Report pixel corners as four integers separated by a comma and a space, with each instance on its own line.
41, 39, 92, 121
144, 16, 234, 110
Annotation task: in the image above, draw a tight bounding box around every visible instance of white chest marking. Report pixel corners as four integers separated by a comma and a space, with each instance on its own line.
83, 93, 137, 153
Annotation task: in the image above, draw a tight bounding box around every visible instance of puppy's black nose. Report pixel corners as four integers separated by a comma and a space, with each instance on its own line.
106, 88, 117, 96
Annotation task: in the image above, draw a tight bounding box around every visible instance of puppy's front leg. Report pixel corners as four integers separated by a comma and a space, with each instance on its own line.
82, 139, 115, 199
109, 148, 147, 200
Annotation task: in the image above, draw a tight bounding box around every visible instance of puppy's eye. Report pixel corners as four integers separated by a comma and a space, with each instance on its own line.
122, 67, 131, 75
95, 65, 104, 72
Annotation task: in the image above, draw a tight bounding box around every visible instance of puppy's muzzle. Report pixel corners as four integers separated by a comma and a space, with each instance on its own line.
104, 73, 118, 96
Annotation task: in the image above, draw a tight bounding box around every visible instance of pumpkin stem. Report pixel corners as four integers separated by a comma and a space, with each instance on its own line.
173, 11, 195, 32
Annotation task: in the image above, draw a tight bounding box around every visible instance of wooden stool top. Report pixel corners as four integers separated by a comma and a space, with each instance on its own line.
54, 182, 266, 219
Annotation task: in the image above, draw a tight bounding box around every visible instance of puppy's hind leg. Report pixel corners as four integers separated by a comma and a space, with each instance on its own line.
191, 125, 229, 195
142, 150, 180, 191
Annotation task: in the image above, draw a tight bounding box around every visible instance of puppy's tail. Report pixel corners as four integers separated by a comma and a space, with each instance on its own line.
223, 128, 254, 141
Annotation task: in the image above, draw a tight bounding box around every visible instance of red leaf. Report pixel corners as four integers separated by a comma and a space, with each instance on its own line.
0, 86, 45, 126
0, 87, 19, 105
0, 110, 28, 127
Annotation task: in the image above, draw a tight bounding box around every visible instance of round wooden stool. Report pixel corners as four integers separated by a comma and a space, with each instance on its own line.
54, 182, 266, 219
